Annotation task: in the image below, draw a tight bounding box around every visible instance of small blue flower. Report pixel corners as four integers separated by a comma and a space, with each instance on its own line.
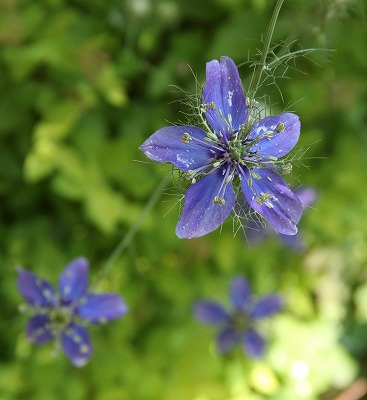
194, 277, 282, 358
140, 56, 303, 239
17, 257, 128, 367
246, 187, 317, 252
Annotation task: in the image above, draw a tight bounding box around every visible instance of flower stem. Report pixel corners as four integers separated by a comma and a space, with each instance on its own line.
94, 175, 170, 288
248, 0, 285, 98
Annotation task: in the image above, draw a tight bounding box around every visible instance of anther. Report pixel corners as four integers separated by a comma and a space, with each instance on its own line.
255, 192, 274, 205
281, 163, 292, 174
275, 122, 285, 132
181, 133, 192, 144
264, 130, 274, 138
214, 196, 226, 206
246, 97, 258, 108
224, 174, 233, 185
184, 170, 195, 180
250, 171, 261, 180
201, 101, 216, 112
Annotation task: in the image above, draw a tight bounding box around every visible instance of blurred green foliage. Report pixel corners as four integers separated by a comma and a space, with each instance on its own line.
1, 0, 367, 399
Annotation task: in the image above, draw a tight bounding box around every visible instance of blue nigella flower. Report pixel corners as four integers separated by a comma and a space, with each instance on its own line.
246, 187, 317, 252
194, 277, 282, 358
140, 56, 303, 239
17, 257, 128, 367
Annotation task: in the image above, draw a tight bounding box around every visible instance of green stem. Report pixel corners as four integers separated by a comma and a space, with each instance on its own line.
93, 175, 170, 288
248, 0, 284, 98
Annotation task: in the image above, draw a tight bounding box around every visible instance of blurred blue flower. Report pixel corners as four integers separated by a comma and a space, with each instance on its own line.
140, 56, 303, 239
194, 277, 282, 358
17, 257, 128, 367
246, 187, 317, 252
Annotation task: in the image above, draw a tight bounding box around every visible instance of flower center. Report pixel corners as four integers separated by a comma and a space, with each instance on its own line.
49, 306, 74, 331
231, 312, 250, 333
227, 139, 245, 162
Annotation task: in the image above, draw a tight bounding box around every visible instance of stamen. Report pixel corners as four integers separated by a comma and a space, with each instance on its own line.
213, 196, 226, 206
224, 171, 234, 185
275, 122, 285, 132
201, 101, 216, 112
250, 171, 261, 180
264, 130, 274, 139
213, 165, 234, 205
255, 192, 274, 206
184, 171, 195, 180
281, 163, 292, 174
227, 113, 233, 128
246, 97, 258, 108
217, 109, 233, 134
189, 134, 224, 153
184, 163, 219, 180
181, 133, 192, 143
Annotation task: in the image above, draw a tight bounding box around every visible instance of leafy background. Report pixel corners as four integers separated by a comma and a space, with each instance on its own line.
1, 0, 367, 399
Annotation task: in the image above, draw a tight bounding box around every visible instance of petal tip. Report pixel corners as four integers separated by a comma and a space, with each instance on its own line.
276, 223, 299, 236
175, 223, 199, 239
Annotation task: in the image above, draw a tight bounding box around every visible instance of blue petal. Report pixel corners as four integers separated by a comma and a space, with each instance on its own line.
279, 232, 306, 253
76, 293, 128, 325
58, 257, 89, 304
250, 295, 283, 319
245, 220, 270, 245
26, 315, 53, 345
246, 187, 316, 249
230, 277, 252, 310
240, 168, 303, 235
276, 187, 317, 252
217, 327, 238, 353
139, 126, 218, 172
248, 113, 300, 158
243, 328, 265, 358
176, 169, 235, 238
61, 323, 92, 367
295, 187, 317, 210
16, 268, 56, 307
194, 301, 229, 325
202, 56, 248, 137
